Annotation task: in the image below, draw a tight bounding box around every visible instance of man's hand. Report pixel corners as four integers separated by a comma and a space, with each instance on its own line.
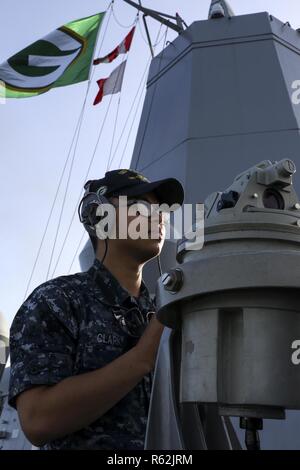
135, 313, 165, 371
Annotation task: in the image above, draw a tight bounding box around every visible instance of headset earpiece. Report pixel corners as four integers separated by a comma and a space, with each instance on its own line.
78, 186, 115, 239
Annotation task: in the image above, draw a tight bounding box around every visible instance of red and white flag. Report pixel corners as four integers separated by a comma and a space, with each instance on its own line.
93, 27, 135, 65
93, 61, 127, 105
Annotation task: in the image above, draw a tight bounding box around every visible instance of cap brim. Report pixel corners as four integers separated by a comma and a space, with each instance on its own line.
115, 178, 184, 206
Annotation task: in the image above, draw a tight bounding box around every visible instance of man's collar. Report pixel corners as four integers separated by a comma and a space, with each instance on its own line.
87, 258, 150, 307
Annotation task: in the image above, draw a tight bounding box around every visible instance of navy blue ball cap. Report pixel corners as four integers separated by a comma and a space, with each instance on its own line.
85, 169, 184, 206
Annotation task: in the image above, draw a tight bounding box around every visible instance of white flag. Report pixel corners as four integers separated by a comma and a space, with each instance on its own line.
93, 61, 126, 105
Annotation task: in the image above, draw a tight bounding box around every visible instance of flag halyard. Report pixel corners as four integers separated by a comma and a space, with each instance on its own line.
93, 61, 127, 105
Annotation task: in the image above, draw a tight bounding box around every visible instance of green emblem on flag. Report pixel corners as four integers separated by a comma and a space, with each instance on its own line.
0, 12, 105, 99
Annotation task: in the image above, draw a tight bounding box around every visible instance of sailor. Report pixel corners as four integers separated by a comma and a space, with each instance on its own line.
8, 169, 184, 450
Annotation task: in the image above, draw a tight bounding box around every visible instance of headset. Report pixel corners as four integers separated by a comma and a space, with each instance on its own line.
78, 181, 116, 263
78, 180, 163, 274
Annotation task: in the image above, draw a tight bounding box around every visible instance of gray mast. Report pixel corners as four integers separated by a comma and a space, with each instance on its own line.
130, 7, 300, 287
128, 5, 300, 450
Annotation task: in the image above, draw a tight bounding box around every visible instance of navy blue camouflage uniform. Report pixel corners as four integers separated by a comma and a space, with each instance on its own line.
9, 259, 155, 450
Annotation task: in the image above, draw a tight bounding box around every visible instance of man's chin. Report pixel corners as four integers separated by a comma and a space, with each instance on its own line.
133, 237, 164, 261
146, 238, 164, 258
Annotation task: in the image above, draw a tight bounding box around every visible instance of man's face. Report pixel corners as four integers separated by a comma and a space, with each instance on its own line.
108, 191, 167, 263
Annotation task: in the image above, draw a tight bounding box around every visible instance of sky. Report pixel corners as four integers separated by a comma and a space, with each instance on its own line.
1, 0, 300, 327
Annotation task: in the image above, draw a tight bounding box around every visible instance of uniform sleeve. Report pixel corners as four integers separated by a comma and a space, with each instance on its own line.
8, 282, 78, 409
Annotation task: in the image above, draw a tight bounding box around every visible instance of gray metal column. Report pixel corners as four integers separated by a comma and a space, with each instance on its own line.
131, 12, 300, 206
132, 10, 300, 450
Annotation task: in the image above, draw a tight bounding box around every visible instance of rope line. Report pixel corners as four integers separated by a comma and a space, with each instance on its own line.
66, 26, 167, 275
118, 73, 147, 168
107, 55, 151, 169
45, 102, 86, 280
23, 103, 86, 300
137, 16, 168, 47
23, 2, 114, 296
119, 25, 166, 168
63, 24, 168, 274
112, 3, 138, 28
134, 26, 169, 170
53, 16, 148, 274
66, 60, 150, 274
51, 61, 125, 277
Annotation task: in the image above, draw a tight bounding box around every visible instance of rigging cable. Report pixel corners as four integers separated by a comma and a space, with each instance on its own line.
45, 109, 84, 281
23, 105, 85, 299
46, 3, 115, 280
68, 53, 153, 273
134, 26, 169, 170
52, 13, 146, 277
51, 56, 128, 277
108, 26, 165, 167
117, 64, 149, 168
67, 25, 165, 274
23, 1, 114, 296
137, 18, 167, 47
108, 55, 151, 169
55, 14, 151, 275
119, 25, 168, 168
106, 93, 122, 171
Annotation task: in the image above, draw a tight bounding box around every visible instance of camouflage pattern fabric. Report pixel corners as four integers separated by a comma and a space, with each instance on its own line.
9, 259, 155, 450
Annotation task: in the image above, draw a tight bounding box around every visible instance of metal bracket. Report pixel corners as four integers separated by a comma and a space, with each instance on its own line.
123, 0, 185, 33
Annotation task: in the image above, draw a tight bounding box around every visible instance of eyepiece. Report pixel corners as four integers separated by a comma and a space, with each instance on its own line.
262, 188, 285, 210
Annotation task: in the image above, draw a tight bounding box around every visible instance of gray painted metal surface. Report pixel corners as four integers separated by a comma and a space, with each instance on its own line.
128, 9, 300, 450
0, 366, 33, 450
0, 311, 8, 383
145, 328, 184, 450
131, 11, 300, 202
147, 160, 300, 449
158, 160, 300, 411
